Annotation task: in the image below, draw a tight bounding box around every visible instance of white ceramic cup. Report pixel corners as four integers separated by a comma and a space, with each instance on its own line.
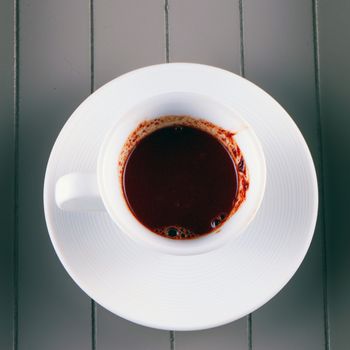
55, 91, 266, 255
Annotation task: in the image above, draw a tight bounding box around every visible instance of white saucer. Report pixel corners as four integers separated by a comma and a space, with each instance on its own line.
44, 63, 318, 331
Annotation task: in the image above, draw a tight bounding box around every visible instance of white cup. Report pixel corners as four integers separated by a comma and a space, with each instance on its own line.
55, 91, 266, 255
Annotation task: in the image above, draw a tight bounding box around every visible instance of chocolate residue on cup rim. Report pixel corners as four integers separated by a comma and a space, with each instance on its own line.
118, 115, 249, 239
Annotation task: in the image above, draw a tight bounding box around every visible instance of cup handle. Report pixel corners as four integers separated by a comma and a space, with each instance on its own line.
55, 173, 105, 211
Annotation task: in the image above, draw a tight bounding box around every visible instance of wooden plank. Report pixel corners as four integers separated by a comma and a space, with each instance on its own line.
0, 0, 14, 348
175, 323, 248, 350
18, 1, 92, 349
94, 1, 169, 349
94, 0, 165, 89
169, 0, 241, 73
169, 1, 248, 348
318, 0, 350, 349
243, 1, 325, 349
97, 309, 170, 350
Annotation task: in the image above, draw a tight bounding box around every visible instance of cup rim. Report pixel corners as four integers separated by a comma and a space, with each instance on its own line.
97, 91, 266, 255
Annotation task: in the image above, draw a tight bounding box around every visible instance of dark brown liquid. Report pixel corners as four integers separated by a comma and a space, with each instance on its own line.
122, 124, 238, 239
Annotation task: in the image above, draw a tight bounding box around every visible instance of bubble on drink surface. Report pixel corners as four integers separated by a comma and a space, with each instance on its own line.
154, 226, 195, 239
167, 227, 179, 238
173, 125, 184, 132
238, 158, 245, 172
210, 212, 227, 229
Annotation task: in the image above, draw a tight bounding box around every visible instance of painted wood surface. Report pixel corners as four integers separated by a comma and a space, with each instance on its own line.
2, 0, 347, 349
